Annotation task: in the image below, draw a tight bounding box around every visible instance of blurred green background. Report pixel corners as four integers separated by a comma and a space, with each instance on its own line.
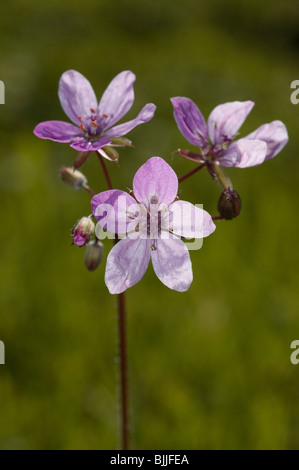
1, 0, 299, 450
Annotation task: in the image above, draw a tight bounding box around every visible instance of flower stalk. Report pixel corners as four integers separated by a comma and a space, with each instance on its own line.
178, 162, 206, 183
97, 151, 114, 190
117, 292, 129, 450
95, 149, 130, 450
209, 163, 232, 190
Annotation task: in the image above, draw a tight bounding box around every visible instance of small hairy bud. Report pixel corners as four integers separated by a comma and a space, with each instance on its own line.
217, 188, 242, 220
84, 240, 104, 271
72, 217, 95, 247
110, 137, 132, 147
59, 167, 87, 190
98, 146, 119, 162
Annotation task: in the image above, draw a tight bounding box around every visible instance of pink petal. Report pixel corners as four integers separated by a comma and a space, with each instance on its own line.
171, 97, 208, 146
105, 237, 150, 294
133, 157, 178, 206
244, 120, 288, 160
105, 103, 156, 138
33, 120, 82, 142
207, 101, 254, 145
58, 70, 98, 126
169, 201, 216, 238
70, 136, 111, 151
151, 238, 193, 292
91, 190, 138, 235
221, 139, 267, 168
99, 71, 136, 129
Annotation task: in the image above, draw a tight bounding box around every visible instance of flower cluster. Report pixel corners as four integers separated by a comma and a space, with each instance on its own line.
34, 70, 289, 294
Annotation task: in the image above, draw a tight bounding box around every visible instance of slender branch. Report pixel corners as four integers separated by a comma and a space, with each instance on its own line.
212, 215, 223, 220
97, 152, 114, 190
178, 163, 206, 183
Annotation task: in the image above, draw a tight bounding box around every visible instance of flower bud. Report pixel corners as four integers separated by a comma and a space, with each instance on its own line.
59, 167, 87, 190
217, 188, 242, 220
73, 151, 92, 170
97, 146, 119, 162
84, 240, 104, 271
72, 217, 95, 247
110, 137, 132, 147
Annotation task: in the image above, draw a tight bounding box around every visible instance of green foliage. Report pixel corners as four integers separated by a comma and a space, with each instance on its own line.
0, 0, 298, 450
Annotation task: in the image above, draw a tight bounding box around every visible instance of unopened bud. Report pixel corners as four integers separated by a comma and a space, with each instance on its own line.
97, 146, 119, 162
73, 151, 92, 170
110, 137, 132, 147
59, 167, 87, 190
217, 188, 242, 220
84, 239, 104, 271
72, 217, 95, 247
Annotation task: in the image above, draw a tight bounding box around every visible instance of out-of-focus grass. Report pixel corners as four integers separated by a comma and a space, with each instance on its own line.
0, 0, 299, 449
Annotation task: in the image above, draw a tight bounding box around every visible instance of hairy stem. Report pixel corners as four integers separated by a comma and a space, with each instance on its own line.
178, 163, 206, 183
210, 163, 232, 190
83, 184, 96, 197
117, 292, 129, 450
97, 151, 114, 190
96, 151, 129, 450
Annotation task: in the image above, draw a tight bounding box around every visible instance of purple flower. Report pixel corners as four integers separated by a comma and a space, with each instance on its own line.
91, 157, 216, 294
34, 70, 156, 153
72, 217, 95, 247
171, 97, 288, 168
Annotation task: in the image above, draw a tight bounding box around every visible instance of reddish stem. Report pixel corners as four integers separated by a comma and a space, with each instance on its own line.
83, 185, 96, 197
178, 163, 206, 183
97, 152, 114, 190
95, 151, 129, 450
117, 292, 129, 450
212, 215, 223, 220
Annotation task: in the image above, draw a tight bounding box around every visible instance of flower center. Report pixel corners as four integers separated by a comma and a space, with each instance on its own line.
77, 108, 110, 140
146, 209, 162, 238
209, 136, 232, 159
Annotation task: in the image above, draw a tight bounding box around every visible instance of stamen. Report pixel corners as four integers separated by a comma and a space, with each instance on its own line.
80, 123, 85, 131
103, 113, 108, 118
78, 115, 82, 120
149, 243, 157, 251
90, 107, 96, 113
91, 121, 99, 128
